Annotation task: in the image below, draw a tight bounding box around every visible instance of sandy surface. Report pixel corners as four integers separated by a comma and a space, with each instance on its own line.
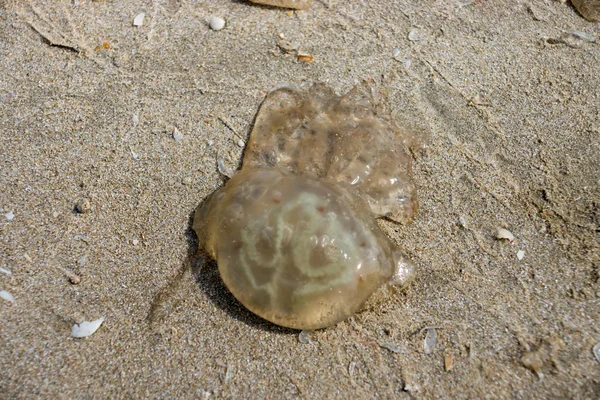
1, 0, 599, 398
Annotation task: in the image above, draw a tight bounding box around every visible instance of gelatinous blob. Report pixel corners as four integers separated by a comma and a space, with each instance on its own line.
194, 83, 418, 329
249, 0, 313, 10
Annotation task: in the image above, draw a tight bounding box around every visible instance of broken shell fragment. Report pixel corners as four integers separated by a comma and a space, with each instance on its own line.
297, 54, 314, 63
133, 13, 145, 26
72, 316, 106, 338
495, 227, 515, 241
0, 290, 15, 303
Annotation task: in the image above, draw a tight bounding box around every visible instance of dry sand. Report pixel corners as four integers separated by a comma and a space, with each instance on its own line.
1, 0, 599, 398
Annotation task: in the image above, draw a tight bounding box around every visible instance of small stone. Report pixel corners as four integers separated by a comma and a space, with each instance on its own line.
182, 177, 193, 185
517, 250, 525, 261
249, 0, 312, 10
133, 13, 145, 26
496, 227, 515, 242
237, 139, 245, 148
424, 328, 437, 354
209, 16, 225, 31
571, 0, 600, 22
75, 198, 91, 214
132, 114, 139, 127
132, 239, 139, 246
5, 211, 14, 220
69, 274, 81, 285
173, 127, 184, 143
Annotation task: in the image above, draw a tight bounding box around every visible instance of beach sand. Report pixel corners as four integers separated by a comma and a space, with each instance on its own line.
1, 0, 599, 398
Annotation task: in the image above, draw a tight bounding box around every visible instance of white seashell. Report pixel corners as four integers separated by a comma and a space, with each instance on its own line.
72, 317, 106, 338
496, 227, 515, 241
133, 13, 145, 27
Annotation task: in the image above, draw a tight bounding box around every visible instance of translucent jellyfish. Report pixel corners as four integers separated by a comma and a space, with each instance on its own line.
193, 82, 418, 330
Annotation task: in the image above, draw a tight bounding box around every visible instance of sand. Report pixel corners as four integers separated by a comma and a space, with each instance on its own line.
1, 0, 599, 398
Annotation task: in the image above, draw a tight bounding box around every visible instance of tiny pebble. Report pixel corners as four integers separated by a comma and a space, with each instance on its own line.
133, 13, 145, 26
131, 150, 140, 160
496, 227, 515, 242
237, 139, 245, 148
0, 290, 14, 303
593, 343, 600, 362
69, 274, 81, 285
517, 250, 525, 261
5, 211, 14, 220
75, 198, 91, 214
173, 128, 184, 143
182, 177, 193, 186
298, 330, 312, 344
132, 239, 139, 246
0, 267, 11, 275
424, 328, 437, 354
132, 114, 139, 127
209, 16, 225, 31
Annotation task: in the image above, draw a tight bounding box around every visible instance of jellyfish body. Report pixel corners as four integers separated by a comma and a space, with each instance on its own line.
194, 83, 418, 329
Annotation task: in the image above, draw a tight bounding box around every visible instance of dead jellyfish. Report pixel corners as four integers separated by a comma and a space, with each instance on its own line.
193, 82, 418, 330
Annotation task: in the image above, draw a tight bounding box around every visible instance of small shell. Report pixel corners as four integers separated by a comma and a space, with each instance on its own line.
133, 13, 145, 26
72, 317, 105, 338
495, 227, 514, 241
